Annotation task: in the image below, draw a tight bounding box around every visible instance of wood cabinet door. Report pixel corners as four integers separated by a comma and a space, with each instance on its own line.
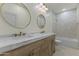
39, 37, 50, 56
39, 47, 49, 56
40, 35, 55, 56
51, 35, 55, 54
49, 35, 55, 55
31, 47, 40, 56
28, 40, 41, 56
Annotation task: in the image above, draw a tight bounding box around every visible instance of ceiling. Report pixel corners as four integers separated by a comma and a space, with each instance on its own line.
0, 3, 78, 14
46, 3, 78, 14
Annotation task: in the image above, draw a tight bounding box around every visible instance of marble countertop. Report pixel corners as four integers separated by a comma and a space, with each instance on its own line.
0, 33, 55, 53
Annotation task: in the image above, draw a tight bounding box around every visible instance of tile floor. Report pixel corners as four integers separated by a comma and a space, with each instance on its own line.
53, 45, 79, 56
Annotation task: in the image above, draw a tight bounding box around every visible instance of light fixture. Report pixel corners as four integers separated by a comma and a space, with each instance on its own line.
45, 8, 48, 11
35, 3, 48, 14
39, 3, 43, 6
62, 8, 67, 11
42, 5, 46, 9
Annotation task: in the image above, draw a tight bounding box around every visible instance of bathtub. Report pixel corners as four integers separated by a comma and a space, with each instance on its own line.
56, 37, 79, 49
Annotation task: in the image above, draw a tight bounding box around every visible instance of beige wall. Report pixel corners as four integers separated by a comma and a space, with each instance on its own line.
76, 6, 79, 39
0, 3, 56, 36
44, 12, 56, 33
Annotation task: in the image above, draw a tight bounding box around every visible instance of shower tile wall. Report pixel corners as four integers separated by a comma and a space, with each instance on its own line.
56, 9, 77, 39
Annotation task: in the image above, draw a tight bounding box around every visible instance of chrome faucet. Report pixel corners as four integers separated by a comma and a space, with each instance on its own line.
19, 32, 22, 36
14, 32, 26, 37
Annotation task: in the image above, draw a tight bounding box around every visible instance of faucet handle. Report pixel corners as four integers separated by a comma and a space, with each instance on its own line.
14, 34, 17, 37
23, 33, 26, 36
20, 32, 22, 35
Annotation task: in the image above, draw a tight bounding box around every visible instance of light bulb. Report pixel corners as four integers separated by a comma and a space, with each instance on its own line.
62, 8, 66, 11
35, 5, 39, 9
41, 9, 46, 13
35, 3, 48, 14
38, 8, 42, 11
42, 5, 46, 9
40, 3, 43, 6
45, 8, 48, 11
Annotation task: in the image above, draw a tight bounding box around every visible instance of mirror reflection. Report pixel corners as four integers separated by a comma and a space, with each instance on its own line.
0, 3, 31, 29
37, 14, 46, 29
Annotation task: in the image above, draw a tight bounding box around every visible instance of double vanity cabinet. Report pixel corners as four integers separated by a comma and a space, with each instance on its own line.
0, 33, 55, 56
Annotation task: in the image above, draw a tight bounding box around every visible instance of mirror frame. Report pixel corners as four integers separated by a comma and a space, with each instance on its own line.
37, 14, 46, 29
0, 3, 31, 29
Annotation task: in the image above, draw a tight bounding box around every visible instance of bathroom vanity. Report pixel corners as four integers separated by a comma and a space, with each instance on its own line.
0, 33, 55, 56
0, 3, 55, 56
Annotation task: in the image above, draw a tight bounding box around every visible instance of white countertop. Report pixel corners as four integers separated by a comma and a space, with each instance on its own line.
0, 33, 55, 53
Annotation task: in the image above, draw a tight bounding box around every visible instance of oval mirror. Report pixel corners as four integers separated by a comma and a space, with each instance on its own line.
37, 14, 46, 29
0, 3, 31, 29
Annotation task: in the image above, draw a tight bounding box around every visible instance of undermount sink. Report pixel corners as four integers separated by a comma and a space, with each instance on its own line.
12, 35, 33, 39
12, 33, 45, 40
29, 33, 45, 36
